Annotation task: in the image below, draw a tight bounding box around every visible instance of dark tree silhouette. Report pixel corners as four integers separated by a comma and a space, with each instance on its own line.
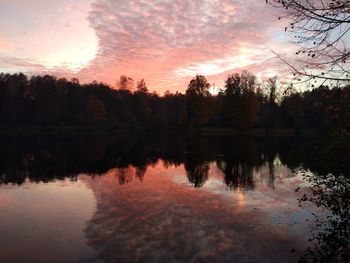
222, 71, 260, 129
116, 75, 134, 90
85, 95, 107, 125
136, 79, 148, 93
185, 75, 212, 127
265, 76, 278, 127
282, 93, 304, 128
0, 72, 350, 133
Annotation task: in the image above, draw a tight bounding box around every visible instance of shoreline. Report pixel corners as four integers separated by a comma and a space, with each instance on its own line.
0, 126, 324, 137
194, 127, 324, 137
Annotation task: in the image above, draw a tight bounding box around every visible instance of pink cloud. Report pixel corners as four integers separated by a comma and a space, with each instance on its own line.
77, 0, 290, 92
0, 38, 14, 53
0, 0, 294, 93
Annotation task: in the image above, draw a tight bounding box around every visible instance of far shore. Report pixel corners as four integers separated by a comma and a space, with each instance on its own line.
193, 127, 324, 137
0, 126, 324, 137
0, 126, 128, 136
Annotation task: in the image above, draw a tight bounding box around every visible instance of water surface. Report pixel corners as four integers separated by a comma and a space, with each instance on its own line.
0, 135, 348, 262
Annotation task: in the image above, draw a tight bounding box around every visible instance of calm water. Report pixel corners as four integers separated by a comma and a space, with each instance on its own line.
0, 135, 348, 262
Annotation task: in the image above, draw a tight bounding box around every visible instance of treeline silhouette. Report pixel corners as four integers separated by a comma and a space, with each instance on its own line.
1, 72, 350, 131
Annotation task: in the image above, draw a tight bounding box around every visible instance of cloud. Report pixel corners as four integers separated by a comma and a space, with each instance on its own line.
78, 0, 289, 92
0, 55, 80, 81
0, 38, 15, 53
0, 56, 46, 73
0, 0, 98, 75
0, 0, 293, 92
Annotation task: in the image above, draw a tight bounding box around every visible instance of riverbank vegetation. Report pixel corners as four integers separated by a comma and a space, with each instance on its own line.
0, 72, 349, 134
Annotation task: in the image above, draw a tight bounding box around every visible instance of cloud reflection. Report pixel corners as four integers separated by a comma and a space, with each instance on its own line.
82, 161, 312, 262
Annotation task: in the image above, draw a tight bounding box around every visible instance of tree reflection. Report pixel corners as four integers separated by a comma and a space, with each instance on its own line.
0, 134, 184, 185
298, 173, 350, 262
184, 138, 215, 188
0, 135, 297, 191
217, 137, 264, 191
135, 165, 147, 182
1, 134, 349, 261
298, 137, 350, 262
185, 163, 210, 188
115, 167, 134, 185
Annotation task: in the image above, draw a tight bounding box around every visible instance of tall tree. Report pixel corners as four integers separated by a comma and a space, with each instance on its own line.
282, 93, 304, 128
116, 75, 134, 91
186, 75, 212, 127
223, 71, 260, 129
135, 79, 148, 94
266, 76, 278, 128
223, 73, 241, 126
133, 79, 151, 125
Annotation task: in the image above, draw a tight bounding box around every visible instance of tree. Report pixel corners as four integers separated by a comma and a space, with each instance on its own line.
324, 85, 350, 131
223, 71, 260, 129
85, 95, 107, 125
282, 93, 304, 128
336, 87, 350, 131
187, 75, 211, 97
7, 74, 28, 125
185, 75, 212, 126
223, 73, 241, 126
264, 76, 278, 127
267, 0, 350, 83
116, 75, 134, 91
132, 79, 151, 125
29, 75, 64, 125
239, 93, 260, 130
135, 79, 148, 94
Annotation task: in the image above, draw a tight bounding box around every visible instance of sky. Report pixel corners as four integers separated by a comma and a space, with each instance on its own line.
0, 0, 294, 93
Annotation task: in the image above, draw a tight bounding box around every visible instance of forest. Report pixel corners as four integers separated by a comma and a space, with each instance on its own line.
0, 71, 349, 133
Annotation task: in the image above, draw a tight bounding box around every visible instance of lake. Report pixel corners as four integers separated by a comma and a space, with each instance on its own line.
0, 135, 348, 262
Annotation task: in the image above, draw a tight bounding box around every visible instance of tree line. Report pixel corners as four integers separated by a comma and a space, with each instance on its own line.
0, 71, 349, 131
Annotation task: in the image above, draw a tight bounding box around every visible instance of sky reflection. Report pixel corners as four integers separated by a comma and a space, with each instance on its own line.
0, 136, 339, 262
0, 179, 97, 262
82, 160, 318, 263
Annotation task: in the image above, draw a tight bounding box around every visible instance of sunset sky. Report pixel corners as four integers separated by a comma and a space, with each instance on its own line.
0, 0, 294, 93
